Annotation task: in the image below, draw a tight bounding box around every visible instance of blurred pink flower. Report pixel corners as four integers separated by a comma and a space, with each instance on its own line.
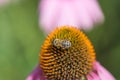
39, 0, 104, 33
0, 0, 9, 6
26, 61, 115, 80
0, 0, 21, 7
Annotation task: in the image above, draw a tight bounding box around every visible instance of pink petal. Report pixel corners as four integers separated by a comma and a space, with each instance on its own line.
39, 0, 104, 33
87, 71, 100, 80
39, 0, 60, 33
26, 65, 46, 80
72, 0, 104, 30
57, 1, 79, 28
83, 0, 104, 24
72, 0, 94, 30
87, 61, 115, 80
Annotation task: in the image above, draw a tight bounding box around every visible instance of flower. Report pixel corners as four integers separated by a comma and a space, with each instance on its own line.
26, 62, 115, 80
0, 0, 9, 6
26, 26, 115, 80
0, 0, 19, 7
39, 0, 104, 34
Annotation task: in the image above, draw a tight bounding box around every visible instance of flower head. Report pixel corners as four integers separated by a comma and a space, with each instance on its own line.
39, 0, 104, 34
26, 26, 115, 80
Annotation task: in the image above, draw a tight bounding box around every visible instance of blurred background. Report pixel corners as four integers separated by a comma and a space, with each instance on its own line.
0, 0, 120, 80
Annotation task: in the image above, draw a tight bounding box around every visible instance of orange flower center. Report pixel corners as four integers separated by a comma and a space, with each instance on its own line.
40, 26, 96, 79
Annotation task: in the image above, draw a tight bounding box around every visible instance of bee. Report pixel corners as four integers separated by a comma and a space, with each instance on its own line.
53, 39, 71, 49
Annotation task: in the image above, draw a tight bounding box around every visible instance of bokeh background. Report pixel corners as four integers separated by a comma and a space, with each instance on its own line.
0, 0, 120, 80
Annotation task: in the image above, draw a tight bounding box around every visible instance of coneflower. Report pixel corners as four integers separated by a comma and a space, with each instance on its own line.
26, 26, 115, 80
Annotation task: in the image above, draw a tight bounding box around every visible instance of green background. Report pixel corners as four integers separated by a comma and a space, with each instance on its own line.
0, 0, 120, 80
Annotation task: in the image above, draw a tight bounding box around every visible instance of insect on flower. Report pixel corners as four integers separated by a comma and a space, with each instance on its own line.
40, 26, 94, 80
53, 39, 71, 49
26, 26, 115, 80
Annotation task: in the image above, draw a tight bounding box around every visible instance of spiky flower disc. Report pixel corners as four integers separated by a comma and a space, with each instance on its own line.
39, 26, 96, 80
